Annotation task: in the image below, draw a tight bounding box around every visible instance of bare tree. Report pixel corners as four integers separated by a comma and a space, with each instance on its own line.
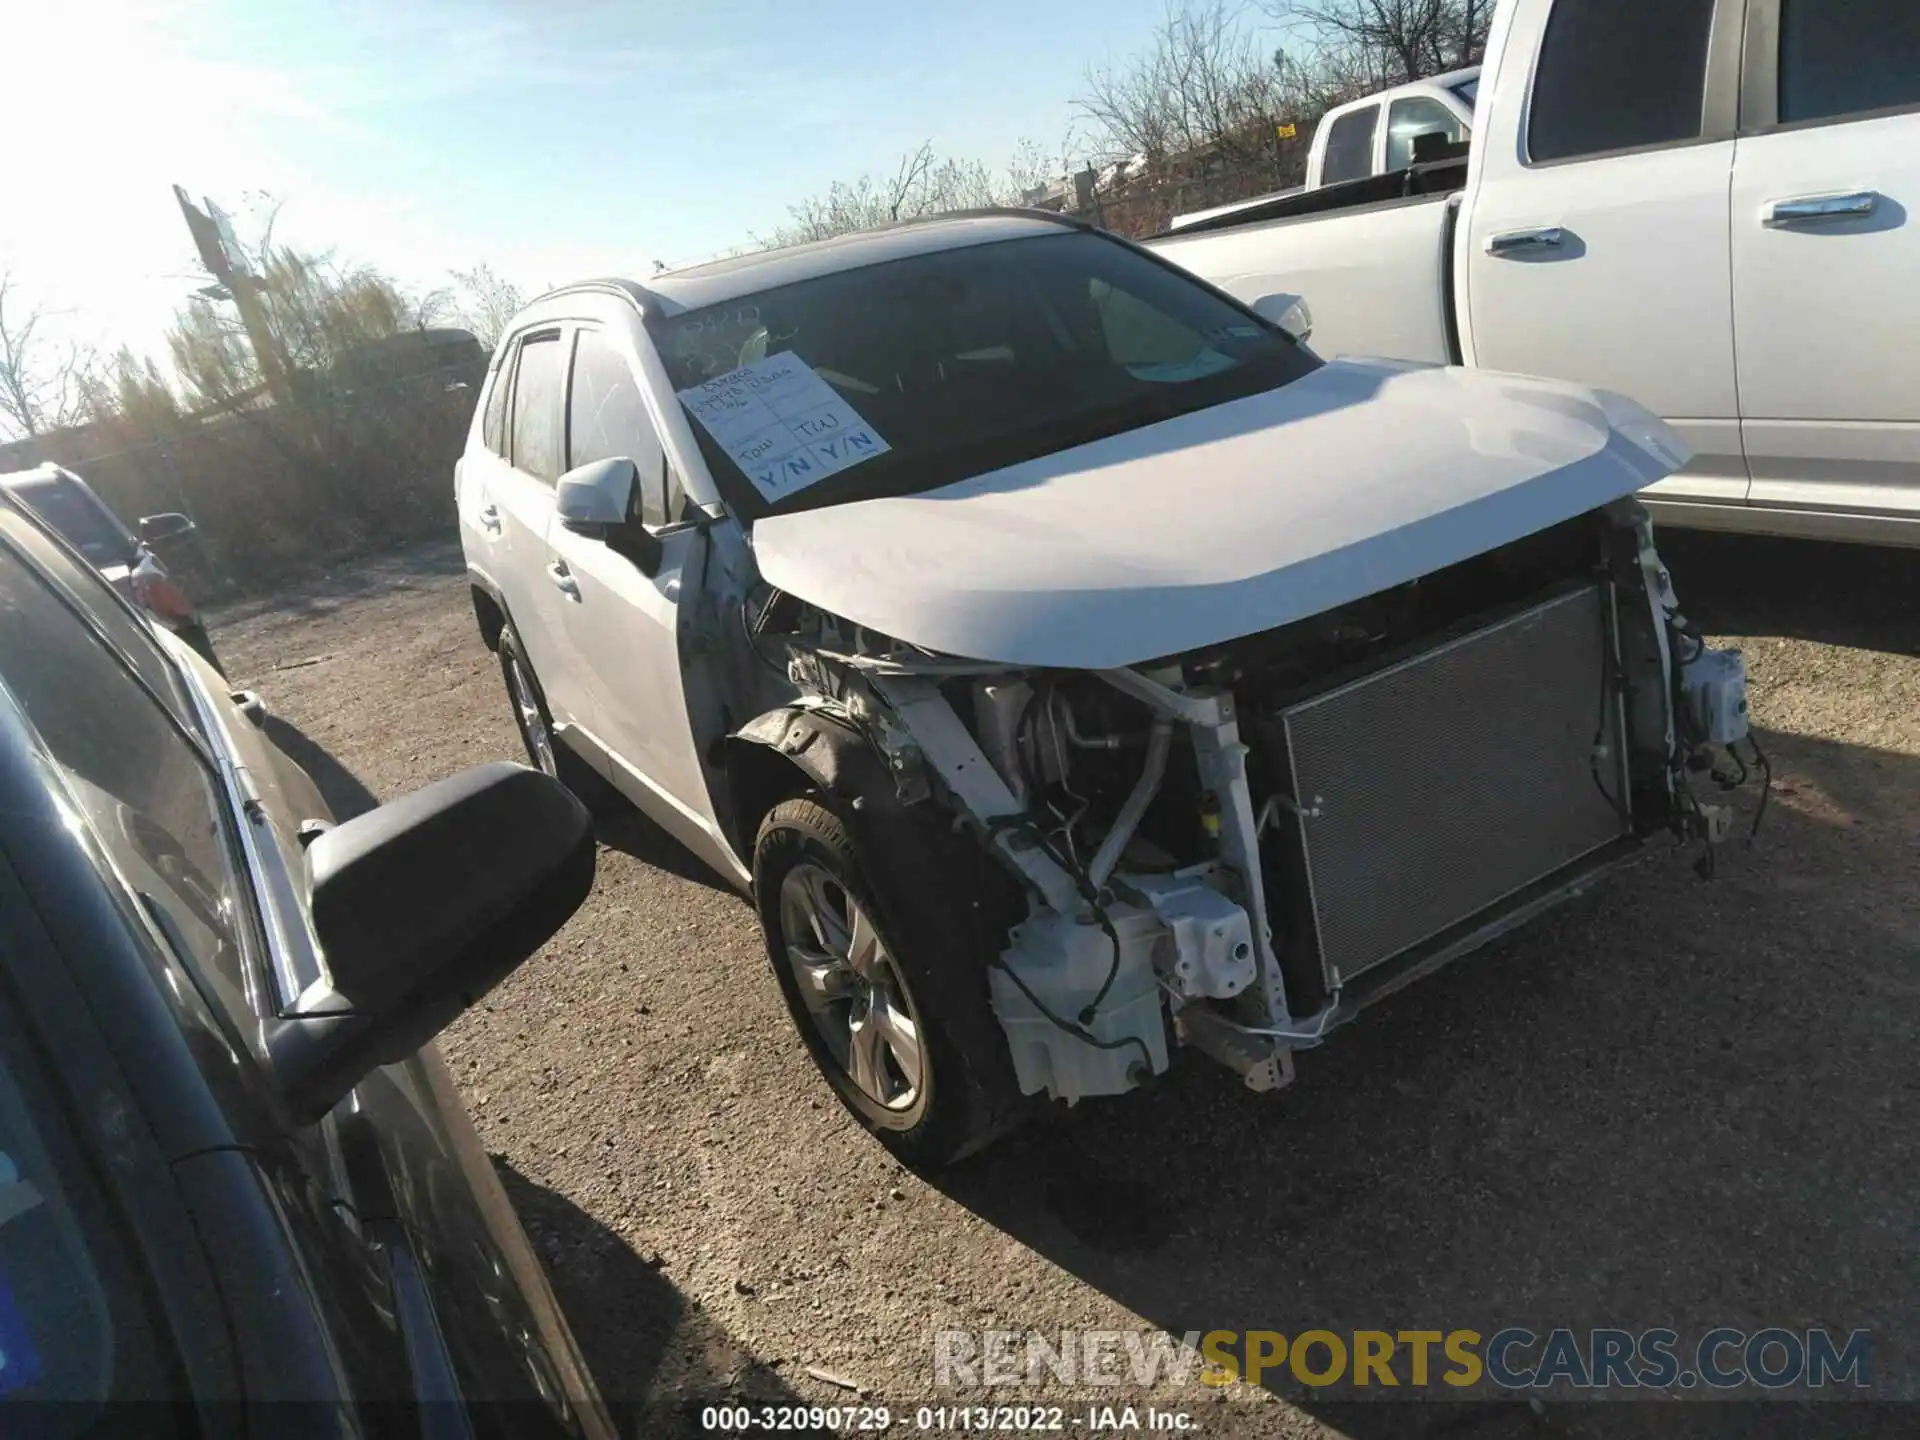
0, 269, 94, 440
759, 140, 1060, 247
447, 263, 524, 347
1073, 1, 1288, 171
1272, 0, 1490, 86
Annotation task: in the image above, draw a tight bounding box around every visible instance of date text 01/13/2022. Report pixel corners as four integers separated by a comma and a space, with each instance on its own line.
697, 1403, 1200, 1432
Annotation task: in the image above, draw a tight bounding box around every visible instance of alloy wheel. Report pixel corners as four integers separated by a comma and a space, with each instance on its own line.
777, 862, 925, 1111
505, 652, 558, 779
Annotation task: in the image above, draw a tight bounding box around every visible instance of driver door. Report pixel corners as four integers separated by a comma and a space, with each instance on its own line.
547, 325, 720, 848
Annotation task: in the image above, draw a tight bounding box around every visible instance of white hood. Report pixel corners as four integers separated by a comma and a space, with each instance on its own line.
751, 359, 1688, 669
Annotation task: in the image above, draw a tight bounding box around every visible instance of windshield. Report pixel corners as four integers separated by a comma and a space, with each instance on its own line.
6, 480, 137, 571
1451, 77, 1480, 108
649, 230, 1320, 518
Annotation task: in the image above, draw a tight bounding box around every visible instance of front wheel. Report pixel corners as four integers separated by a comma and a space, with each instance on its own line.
497, 622, 621, 810
753, 795, 1026, 1167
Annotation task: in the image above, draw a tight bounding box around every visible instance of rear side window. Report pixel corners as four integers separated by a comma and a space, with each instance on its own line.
1385, 96, 1467, 172
8, 478, 136, 570
1778, 0, 1920, 125
1320, 104, 1379, 184
508, 333, 565, 482
1528, 0, 1717, 162
480, 352, 512, 457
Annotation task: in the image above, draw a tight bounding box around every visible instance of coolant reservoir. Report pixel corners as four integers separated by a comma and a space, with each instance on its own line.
1680, 647, 1750, 747
989, 907, 1169, 1104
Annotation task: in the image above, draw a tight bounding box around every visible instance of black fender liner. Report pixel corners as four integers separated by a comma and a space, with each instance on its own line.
723, 704, 903, 865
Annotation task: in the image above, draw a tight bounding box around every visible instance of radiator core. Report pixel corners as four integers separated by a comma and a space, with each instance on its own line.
1275, 583, 1629, 990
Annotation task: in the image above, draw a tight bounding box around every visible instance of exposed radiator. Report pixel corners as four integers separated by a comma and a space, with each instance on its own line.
1275, 583, 1629, 990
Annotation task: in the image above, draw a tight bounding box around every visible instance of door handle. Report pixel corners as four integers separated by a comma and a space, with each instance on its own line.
1484, 226, 1565, 256
478, 503, 502, 534
1763, 191, 1878, 227
546, 559, 580, 599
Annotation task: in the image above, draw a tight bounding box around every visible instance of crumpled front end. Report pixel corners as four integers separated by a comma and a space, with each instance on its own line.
746, 497, 1759, 1104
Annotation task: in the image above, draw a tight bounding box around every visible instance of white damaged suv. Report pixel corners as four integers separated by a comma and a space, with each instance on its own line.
456, 211, 1759, 1165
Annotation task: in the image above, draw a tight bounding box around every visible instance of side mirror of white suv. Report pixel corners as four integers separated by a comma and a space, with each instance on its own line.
555, 456, 663, 576
555, 457, 637, 537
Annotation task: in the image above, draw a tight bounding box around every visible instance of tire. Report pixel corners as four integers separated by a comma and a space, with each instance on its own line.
497, 622, 622, 811
753, 794, 1027, 1168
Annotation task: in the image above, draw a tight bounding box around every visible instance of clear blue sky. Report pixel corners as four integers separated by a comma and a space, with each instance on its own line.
4, 0, 1243, 364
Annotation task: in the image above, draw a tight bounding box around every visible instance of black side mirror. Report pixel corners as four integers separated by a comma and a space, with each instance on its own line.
139, 512, 196, 544
266, 762, 594, 1124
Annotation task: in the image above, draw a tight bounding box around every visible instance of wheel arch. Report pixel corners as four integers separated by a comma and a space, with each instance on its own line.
721, 704, 891, 866
467, 565, 508, 652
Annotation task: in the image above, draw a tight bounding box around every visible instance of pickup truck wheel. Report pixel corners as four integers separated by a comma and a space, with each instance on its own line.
754, 795, 1026, 1168
497, 623, 621, 811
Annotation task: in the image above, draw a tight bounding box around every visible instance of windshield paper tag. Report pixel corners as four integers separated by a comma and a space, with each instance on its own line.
676, 353, 890, 502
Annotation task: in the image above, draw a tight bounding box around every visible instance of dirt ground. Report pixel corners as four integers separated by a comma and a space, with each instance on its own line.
208, 530, 1919, 1439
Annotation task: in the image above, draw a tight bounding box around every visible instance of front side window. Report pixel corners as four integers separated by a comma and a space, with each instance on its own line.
508, 332, 565, 483
0, 539, 256, 1034
649, 231, 1320, 519
1451, 76, 1480, 109
1320, 104, 1380, 184
1778, 0, 1920, 125
568, 328, 662, 478
1528, 0, 1717, 162
1386, 96, 1468, 171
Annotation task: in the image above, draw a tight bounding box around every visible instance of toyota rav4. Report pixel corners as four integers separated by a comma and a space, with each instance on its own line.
456, 211, 1760, 1165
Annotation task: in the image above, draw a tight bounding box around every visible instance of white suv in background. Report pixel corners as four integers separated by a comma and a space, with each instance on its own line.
455, 211, 1755, 1165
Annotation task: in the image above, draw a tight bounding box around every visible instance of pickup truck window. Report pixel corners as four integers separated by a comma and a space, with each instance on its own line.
1779, 0, 1920, 124
651, 231, 1320, 519
1528, 0, 1716, 162
1320, 104, 1379, 184
1385, 96, 1466, 172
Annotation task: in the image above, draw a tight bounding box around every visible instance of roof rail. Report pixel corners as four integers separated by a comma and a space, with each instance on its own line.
525, 277, 659, 314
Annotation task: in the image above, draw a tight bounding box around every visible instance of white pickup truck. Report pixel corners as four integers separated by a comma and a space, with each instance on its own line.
1151, 0, 1920, 547
1170, 69, 1479, 230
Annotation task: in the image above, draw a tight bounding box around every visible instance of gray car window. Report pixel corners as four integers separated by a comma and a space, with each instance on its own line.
508, 332, 565, 483
1386, 96, 1467, 171
0, 510, 191, 732
7, 477, 137, 570
0, 539, 257, 1034
1320, 104, 1379, 184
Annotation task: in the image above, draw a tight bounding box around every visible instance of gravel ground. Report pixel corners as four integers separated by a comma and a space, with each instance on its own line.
208, 530, 1919, 1439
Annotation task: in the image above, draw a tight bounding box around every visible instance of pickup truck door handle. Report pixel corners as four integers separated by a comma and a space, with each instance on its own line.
1763, 191, 1878, 227
477, 503, 502, 534
546, 559, 581, 599
1484, 226, 1565, 256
